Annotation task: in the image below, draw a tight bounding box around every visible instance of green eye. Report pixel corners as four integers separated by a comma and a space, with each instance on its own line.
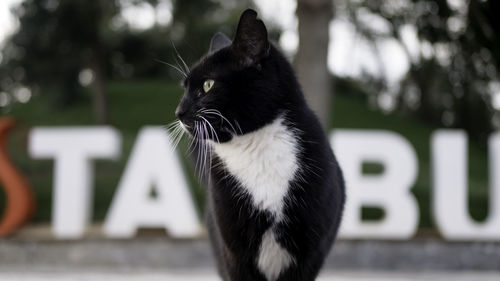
203, 79, 215, 93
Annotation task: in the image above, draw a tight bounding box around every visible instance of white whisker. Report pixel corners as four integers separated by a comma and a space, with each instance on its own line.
234, 119, 243, 135
155, 58, 187, 78
202, 121, 209, 177
172, 42, 190, 74
200, 116, 220, 143
201, 109, 238, 135
165, 120, 186, 152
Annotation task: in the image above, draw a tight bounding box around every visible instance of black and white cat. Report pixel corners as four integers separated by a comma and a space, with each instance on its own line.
175, 9, 345, 281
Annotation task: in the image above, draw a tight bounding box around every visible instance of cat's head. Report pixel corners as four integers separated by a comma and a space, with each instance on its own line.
175, 9, 291, 143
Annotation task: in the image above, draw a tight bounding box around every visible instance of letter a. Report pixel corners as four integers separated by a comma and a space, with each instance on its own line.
104, 127, 200, 238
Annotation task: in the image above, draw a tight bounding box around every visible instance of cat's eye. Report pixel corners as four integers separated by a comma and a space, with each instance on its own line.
203, 79, 215, 93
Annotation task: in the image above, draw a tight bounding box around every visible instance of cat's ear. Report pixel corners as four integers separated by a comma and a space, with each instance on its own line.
209, 32, 232, 53
232, 9, 270, 67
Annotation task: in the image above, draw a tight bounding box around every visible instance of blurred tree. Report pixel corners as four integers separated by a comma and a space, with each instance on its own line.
341, 0, 499, 142
109, 0, 254, 80
0, 0, 118, 123
295, 0, 334, 128
168, 0, 252, 66
0, 0, 253, 122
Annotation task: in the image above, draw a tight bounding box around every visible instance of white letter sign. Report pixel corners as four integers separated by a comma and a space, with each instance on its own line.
432, 130, 500, 240
332, 130, 419, 239
104, 127, 201, 238
29, 127, 121, 238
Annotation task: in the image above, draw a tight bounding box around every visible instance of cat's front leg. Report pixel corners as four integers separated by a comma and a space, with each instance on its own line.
276, 268, 318, 281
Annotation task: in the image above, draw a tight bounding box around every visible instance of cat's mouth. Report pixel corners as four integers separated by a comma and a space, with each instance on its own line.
179, 120, 210, 140
179, 118, 234, 143
179, 121, 190, 132
179, 120, 200, 139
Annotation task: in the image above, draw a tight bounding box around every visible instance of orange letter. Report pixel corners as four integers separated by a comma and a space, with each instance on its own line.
0, 117, 36, 237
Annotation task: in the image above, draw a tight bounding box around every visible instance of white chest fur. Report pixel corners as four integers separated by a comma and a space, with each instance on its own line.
210, 116, 299, 221
211, 116, 299, 280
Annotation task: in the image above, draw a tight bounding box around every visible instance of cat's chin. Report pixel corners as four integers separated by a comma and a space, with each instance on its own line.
200, 132, 234, 144
179, 121, 201, 139
208, 133, 234, 144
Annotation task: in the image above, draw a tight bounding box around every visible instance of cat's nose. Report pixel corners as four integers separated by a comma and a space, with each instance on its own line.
175, 105, 187, 118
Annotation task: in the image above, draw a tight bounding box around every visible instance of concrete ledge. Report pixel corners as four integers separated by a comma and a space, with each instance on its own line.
326, 239, 500, 271
1, 236, 499, 271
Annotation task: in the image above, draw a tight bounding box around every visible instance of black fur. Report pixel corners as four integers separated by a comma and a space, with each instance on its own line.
176, 9, 345, 281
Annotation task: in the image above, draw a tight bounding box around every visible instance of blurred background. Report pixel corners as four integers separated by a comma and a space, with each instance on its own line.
0, 0, 499, 280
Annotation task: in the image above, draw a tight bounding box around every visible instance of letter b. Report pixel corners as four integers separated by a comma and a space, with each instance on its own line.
331, 130, 419, 239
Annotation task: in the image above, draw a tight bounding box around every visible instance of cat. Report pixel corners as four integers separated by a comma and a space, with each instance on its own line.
174, 9, 345, 281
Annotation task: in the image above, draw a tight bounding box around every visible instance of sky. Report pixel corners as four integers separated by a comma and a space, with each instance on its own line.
253, 0, 412, 89
0, 0, 411, 90
0, 0, 22, 48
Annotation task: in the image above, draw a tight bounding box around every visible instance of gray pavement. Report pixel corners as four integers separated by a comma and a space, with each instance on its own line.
0, 270, 499, 281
